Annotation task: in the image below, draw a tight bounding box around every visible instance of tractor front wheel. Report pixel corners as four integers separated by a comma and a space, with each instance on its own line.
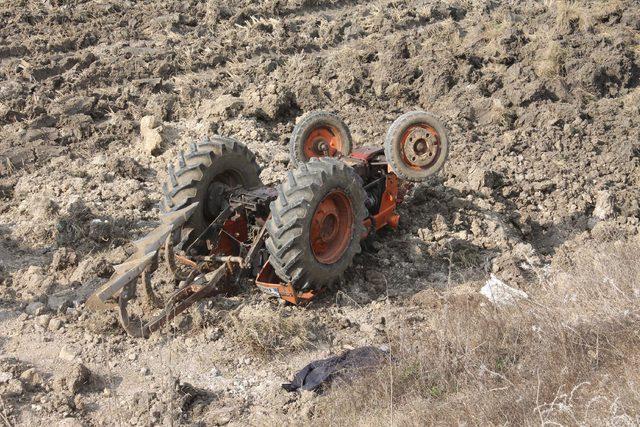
289, 111, 353, 166
384, 111, 449, 182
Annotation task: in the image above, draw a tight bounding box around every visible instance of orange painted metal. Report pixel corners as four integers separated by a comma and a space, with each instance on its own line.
256, 172, 400, 305
371, 172, 399, 231
214, 213, 248, 255
310, 190, 354, 264
348, 146, 384, 161
303, 126, 342, 159
255, 262, 316, 304
175, 255, 198, 268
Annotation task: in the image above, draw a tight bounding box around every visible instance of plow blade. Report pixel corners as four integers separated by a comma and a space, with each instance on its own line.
86, 203, 199, 310
86, 252, 156, 310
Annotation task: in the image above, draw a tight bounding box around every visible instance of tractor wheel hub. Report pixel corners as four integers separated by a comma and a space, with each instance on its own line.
402, 126, 439, 168
310, 190, 353, 264
304, 126, 342, 159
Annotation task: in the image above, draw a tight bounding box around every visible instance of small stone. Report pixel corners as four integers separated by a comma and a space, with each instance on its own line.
25, 301, 46, 316
20, 368, 42, 388
49, 318, 63, 331
50, 248, 78, 271
59, 346, 78, 362
480, 275, 528, 305
128, 353, 137, 361
57, 417, 84, 427
407, 241, 423, 261
208, 328, 222, 341
73, 395, 85, 411
453, 230, 469, 240
593, 190, 615, 220
140, 367, 149, 376
140, 115, 160, 130
3, 379, 24, 397
273, 152, 289, 164
0, 372, 12, 384
37, 314, 51, 328
468, 168, 500, 190
206, 407, 233, 426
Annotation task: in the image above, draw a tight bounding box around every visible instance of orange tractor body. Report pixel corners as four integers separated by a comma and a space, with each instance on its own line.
87, 111, 449, 337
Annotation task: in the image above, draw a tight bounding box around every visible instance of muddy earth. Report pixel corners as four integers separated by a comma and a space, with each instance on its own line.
0, 0, 639, 425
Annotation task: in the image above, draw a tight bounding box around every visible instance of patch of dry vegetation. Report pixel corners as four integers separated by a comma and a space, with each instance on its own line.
532, 36, 569, 78
314, 239, 640, 425
227, 305, 328, 356
545, 0, 594, 34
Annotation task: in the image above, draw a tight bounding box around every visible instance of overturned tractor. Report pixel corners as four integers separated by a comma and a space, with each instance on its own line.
87, 110, 449, 337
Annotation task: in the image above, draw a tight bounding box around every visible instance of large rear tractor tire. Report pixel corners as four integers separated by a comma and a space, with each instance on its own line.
384, 111, 449, 182
265, 157, 367, 292
161, 137, 262, 246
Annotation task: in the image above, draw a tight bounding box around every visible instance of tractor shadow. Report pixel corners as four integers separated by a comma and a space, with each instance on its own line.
322, 176, 589, 305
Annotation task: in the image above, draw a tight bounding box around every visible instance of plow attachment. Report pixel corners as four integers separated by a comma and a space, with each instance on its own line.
86, 202, 240, 337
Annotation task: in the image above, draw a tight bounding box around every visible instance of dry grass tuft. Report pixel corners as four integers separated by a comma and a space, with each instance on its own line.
550, 0, 594, 34
534, 37, 568, 78
227, 305, 327, 356
313, 239, 640, 425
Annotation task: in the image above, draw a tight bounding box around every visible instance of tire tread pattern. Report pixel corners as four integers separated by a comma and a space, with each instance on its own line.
161, 136, 261, 244
265, 157, 366, 291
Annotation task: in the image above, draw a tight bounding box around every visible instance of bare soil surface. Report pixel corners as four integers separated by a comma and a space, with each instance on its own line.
0, 0, 639, 425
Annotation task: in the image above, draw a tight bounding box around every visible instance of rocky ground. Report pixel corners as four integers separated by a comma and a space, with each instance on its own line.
0, 0, 639, 425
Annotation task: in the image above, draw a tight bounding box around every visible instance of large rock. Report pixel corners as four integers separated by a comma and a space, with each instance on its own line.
19, 368, 43, 389
480, 275, 528, 306
54, 363, 91, 395
140, 115, 164, 155
47, 291, 75, 311
58, 346, 79, 362
593, 190, 615, 220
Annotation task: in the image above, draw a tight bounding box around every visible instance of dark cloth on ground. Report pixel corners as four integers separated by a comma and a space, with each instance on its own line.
282, 346, 388, 392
